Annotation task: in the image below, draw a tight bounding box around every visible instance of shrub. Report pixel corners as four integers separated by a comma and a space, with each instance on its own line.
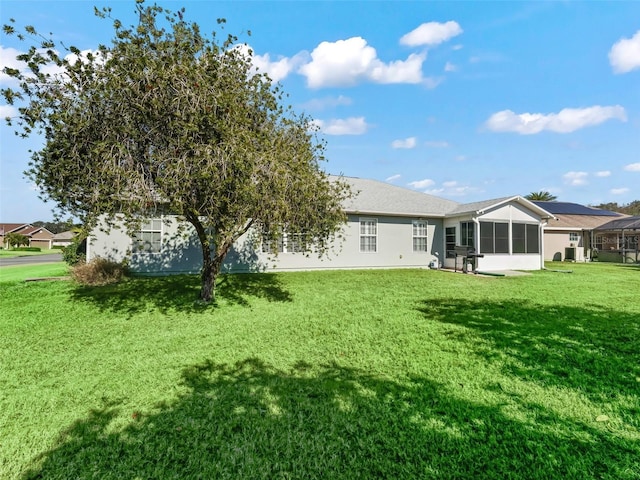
70, 257, 128, 286
63, 235, 87, 266
13, 247, 41, 252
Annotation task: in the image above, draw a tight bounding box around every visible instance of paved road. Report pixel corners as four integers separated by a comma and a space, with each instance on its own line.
0, 253, 63, 267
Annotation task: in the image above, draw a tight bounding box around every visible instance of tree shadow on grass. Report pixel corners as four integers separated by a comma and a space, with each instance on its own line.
417, 299, 640, 412
70, 272, 292, 316
22, 358, 638, 479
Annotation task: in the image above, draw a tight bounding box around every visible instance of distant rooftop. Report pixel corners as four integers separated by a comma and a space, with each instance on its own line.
596, 216, 640, 231
532, 201, 620, 216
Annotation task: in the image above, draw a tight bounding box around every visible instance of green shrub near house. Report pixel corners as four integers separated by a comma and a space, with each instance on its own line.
1, 263, 638, 479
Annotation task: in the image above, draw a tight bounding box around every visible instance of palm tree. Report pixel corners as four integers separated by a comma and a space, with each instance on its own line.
525, 191, 557, 201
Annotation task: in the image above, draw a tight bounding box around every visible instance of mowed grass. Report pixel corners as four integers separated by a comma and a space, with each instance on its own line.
1, 263, 638, 479
0, 262, 68, 282
0, 248, 61, 258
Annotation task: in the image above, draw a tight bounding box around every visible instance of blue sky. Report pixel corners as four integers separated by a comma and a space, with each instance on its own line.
1, 1, 640, 222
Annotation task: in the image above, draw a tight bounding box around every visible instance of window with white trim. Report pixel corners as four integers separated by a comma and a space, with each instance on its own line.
133, 218, 162, 253
261, 232, 284, 253
512, 223, 539, 254
460, 221, 475, 247
569, 232, 579, 242
412, 220, 428, 252
480, 221, 509, 254
445, 227, 456, 258
286, 233, 304, 253
360, 218, 377, 253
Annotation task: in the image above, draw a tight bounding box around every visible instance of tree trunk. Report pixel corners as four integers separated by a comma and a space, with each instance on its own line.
200, 255, 218, 303
200, 242, 232, 302
186, 215, 253, 303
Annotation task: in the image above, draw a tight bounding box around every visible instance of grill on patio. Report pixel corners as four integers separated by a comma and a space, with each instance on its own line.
454, 245, 484, 274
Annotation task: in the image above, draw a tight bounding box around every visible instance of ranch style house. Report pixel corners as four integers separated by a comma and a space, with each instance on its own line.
87, 176, 556, 275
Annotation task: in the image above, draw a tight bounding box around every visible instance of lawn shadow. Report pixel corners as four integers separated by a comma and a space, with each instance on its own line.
70, 272, 292, 316
22, 358, 638, 479
417, 299, 640, 408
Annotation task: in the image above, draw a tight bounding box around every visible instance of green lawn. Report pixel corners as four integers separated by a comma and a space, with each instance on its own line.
0, 248, 62, 258
0, 262, 69, 282
1, 263, 638, 479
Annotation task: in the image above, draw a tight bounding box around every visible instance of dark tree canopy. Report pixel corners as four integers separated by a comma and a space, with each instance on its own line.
32, 220, 76, 234
3, 1, 351, 302
524, 191, 557, 202
591, 201, 640, 216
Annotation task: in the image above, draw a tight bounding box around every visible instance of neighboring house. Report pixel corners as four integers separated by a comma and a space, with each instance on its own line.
87, 176, 555, 274
52, 230, 77, 247
531, 202, 622, 262
593, 216, 640, 264
0, 223, 54, 249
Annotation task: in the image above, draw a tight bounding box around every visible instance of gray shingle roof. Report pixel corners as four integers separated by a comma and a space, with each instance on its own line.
334, 176, 460, 217
330, 176, 555, 220
595, 216, 640, 231
446, 196, 516, 216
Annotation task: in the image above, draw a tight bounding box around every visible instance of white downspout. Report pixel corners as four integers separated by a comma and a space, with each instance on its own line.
473, 217, 481, 270
540, 220, 548, 269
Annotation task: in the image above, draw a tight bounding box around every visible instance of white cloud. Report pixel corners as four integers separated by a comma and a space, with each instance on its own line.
251, 52, 302, 82
563, 171, 589, 186
299, 37, 426, 88
611, 187, 630, 195
595, 171, 611, 177
234, 44, 306, 82
444, 61, 458, 72
485, 106, 627, 134
391, 137, 417, 149
300, 95, 352, 111
313, 116, 368, 135
609, 30, 640, 74
624, 162, 640, 172
423, 76, 444, 89
425, 140, 450, 148
0, 46, 26, 86
385, 174, 401, 182
454, 155, 467, 162
408, 178, 435, 189
425, 180, 478, 197
0, 104, 18, 118
370, 52, 426, 84
1, 46, 107, 87
400, 21, 463, 47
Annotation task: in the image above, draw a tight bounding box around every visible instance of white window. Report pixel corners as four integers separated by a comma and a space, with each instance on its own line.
262, 231, 306, 254
413, 220, 428, 252
133, 218, 162, 253
569, 232, 579, 242
286, 233, 304, 253
261, 233, 284, 253
360, 218, 377, 253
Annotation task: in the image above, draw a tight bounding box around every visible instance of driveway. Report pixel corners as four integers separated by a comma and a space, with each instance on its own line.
0, 253, 63, 267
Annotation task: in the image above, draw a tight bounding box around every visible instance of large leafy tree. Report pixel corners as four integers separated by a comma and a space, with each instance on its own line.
525, 191, 557, 201
2, 1, 351, 302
